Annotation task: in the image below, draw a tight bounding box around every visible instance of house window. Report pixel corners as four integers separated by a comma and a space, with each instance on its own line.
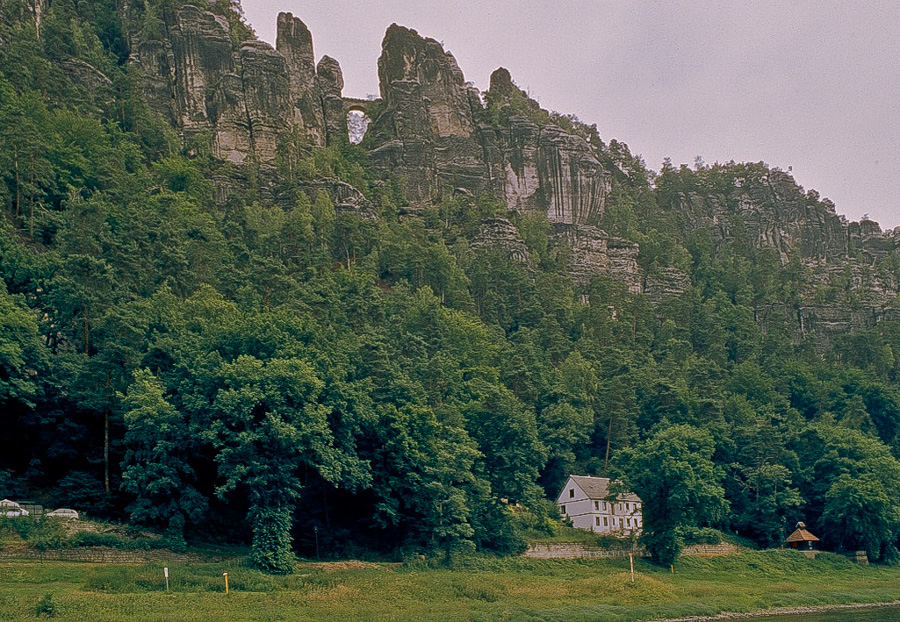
595, 517, 600, 526
603, 517, 608, 527
602, 502, 607, 511
627, 518, 632, 527
559, 505, 566, 515
569, 488, 574, 498
594, 501, 599, 510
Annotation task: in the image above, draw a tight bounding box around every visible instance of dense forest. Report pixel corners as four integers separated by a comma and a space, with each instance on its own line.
2, 0, 900, 573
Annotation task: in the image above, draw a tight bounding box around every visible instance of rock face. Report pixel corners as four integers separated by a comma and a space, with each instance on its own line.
670, 170, 900, 340
131, 8, 347, 164
125, 9, 898, 342
367, 25, 487, 203
481, 68, 611, 225
551, 224, 642, 290
316, 56, 348, 146
276, 12, 325, 145
673, 169, 847, 263
471, 218, 532, 266
366, 30, 611, 226
644, 267, 692, 305
365, 26, 625, 290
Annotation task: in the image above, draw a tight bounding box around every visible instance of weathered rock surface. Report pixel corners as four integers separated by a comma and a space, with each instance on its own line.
481, 68, 611, 225
276, 12, 325, 145
317, 56, 348, 146
367, 24, 487, 203
471, 218, 531, 266
672, 169, 847, 263
130, 8, 346, 163
644, 267, 693, 305
366, 31, 611, 227
669, 169, 900, 339
551, 224, 642, 291
123, 8, 898, 342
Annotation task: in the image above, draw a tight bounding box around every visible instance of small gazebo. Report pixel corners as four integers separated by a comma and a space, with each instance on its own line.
785, 521, 820, 550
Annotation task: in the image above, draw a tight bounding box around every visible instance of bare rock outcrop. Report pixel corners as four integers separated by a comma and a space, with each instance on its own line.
551, 224, 641, 291
482, 68, 611, 225
672, 169, 846, 262
367, 24, 487, 203
471, 218, 532, 265
317, 56, 348, 146
276, 11, 325, 145
644, 267, 692, 304
130, 8, 346, 163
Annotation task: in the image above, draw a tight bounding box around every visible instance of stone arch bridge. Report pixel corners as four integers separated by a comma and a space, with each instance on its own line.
343, 97, 381, 117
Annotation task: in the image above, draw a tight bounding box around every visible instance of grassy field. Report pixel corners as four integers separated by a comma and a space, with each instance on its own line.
1, 550, 899, 621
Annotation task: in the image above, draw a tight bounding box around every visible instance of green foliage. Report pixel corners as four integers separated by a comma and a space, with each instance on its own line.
34, 593, 57, 618
1, 0, 900, 569
616, 425, 728, 565
26, 518, 67, 553
248, 507, 296, 574
69, 531, 172, 550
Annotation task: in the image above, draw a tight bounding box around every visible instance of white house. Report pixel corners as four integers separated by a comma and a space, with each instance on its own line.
555, 475, 642, 535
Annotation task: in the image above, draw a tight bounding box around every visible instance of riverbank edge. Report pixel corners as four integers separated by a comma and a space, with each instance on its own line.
658, 600, 900, 621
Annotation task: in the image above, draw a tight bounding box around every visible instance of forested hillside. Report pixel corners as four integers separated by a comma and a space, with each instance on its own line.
2, 0, 900, 572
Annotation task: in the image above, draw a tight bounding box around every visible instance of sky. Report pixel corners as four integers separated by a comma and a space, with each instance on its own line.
241, 1, 900, 230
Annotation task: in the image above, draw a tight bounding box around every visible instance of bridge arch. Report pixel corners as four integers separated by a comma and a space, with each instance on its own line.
343, 98, 379, 145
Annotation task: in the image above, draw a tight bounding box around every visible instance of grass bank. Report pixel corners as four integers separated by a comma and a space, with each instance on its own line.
1, 550, 899, 621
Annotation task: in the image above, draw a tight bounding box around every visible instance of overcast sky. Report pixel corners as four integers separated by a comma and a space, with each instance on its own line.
242, 1, 900, 229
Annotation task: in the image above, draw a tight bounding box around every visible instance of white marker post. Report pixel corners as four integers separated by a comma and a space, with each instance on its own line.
629, 553, 635, 583
164, 567, 169, 592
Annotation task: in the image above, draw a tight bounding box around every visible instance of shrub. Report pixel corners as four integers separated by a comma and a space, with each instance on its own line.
34, 593, 56, 617
70, 531, 127, 548
26, 518, 67, 552
678, 526, 723, 545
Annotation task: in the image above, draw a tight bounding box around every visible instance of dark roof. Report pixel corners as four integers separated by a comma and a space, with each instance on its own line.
785, 527, 820, 543
568, 475, 641, 503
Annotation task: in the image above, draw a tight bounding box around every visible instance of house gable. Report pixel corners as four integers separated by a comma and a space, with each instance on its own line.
555, 475, 644, 536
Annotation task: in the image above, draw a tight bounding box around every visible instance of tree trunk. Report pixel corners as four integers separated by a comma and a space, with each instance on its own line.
604, 414, 614, 475
104, 410, 110, 493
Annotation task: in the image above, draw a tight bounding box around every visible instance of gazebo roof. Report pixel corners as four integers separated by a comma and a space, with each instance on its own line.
785, 526, 820, 543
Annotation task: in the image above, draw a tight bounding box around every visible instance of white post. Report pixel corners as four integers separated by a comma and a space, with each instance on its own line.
629, 553, 634, 583
164, 567, 169, 592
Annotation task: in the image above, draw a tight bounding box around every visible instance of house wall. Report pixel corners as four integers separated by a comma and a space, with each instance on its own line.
555, 477, 643, 535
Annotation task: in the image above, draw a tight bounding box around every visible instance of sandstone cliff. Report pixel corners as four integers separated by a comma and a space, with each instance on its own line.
130, 7, 346, 164
123, 6, 898, 341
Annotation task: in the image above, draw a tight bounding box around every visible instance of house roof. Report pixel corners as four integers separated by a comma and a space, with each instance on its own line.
568, 475, 641, 503
785, 527, 820, 543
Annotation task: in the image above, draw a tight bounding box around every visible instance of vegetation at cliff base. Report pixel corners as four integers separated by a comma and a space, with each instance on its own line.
1, 0, 900, 572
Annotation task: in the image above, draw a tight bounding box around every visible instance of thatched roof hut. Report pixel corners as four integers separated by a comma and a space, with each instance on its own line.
785, 521, 820, 550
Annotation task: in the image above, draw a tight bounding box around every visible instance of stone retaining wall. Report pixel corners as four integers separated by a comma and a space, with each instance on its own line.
524, 541, 745, 559
0, 544, 219, 563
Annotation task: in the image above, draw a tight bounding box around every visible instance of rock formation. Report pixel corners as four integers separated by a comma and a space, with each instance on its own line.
668, 169, 899, 340
672, 169, 846, 263
276, 12, 325, 145
123, 7, 898, 342
471, 218, 532, 266
481, 68, 611, 225
130, 7, 347, 164
367, 24, 487, 203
